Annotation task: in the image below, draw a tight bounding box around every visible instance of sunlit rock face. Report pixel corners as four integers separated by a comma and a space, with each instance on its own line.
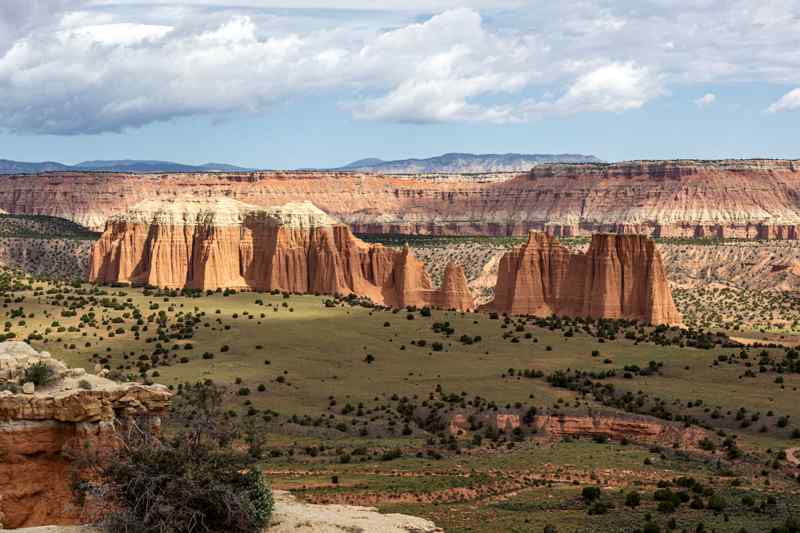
89, 199, 474, 311
2, 160, 799, 238
485, 232, 681, 325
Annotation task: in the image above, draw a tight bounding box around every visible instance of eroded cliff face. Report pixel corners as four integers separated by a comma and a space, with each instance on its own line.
0, 342, 171, 529
2, 160, 799, 239
485, 232, 681, 325
89, 199, 474, 311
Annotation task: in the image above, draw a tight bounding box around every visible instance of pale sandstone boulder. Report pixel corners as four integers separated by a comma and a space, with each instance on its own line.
0, 342, 67, 382
2, 491, 442, 533
485, 231, 682, 325
268, 490, 441, 533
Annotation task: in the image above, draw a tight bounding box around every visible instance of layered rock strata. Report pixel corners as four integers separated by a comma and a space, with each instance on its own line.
0, 342, 171, 529
1, 160, 799, 239
485, 232, 681, 325
448, 411, 705, 448
89, 199, 474, 311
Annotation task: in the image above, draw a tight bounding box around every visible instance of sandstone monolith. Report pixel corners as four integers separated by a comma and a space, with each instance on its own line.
485, 232, 681, 325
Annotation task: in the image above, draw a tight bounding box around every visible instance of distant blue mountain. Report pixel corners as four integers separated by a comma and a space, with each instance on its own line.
338, 158, 386, 169
0, 159, 72, 173
1, 152, 602, 175
0, 158, 254, 174
335, 152, 602, 173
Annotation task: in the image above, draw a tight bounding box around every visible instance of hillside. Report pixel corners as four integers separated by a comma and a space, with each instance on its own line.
2, 271, 800, 532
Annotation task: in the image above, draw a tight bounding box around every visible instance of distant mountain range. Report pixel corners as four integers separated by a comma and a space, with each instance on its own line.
0, 159, 254, 174
336, 153, 602, 173
0, 152, 602, 175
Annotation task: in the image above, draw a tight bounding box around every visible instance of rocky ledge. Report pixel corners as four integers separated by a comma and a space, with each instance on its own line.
0, 342, 171, 529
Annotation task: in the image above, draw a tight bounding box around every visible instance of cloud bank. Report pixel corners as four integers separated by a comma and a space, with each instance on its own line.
0, 0, 798, 134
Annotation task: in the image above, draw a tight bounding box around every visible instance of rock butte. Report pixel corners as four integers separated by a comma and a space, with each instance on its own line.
0, 342, 171, 529
88, 199, 474, 311
484, 232, 682, 325
1, 160, 799, 239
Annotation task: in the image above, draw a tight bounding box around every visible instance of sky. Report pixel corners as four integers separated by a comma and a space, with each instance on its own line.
0, 0, 798, 168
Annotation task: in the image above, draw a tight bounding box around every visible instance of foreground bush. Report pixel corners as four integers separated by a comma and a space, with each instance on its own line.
73, 381, 273, 533
22, 361, 55, 386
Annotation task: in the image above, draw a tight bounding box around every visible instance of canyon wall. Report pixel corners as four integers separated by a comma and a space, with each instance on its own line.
485, 232, 681, 325
0, 160, 799, 239
0, 342, 171, 528
89, 199, 474, 311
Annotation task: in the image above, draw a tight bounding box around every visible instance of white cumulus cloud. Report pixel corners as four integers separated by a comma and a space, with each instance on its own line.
0, 0, 79, 54
767, 88, 800, 112
519, 62, 663, 118
693, 93, 716, 107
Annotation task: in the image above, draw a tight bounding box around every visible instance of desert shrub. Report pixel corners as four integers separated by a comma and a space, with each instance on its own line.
72, 381, 273, 533
707, 494, 727, 512
0, 382, 19, 393
381, 448, 403, 461
625, 491, 641, 507
587, 501, 610, 515
22, 361, 56, 386
657, 500, 676, 513
581, 486, 601, 502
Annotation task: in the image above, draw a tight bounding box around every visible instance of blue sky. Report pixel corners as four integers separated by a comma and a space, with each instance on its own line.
0, 1, 799, 168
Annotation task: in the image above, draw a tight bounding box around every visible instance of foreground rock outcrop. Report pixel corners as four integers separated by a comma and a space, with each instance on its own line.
0, 342, 171, 529
4, 490, 442, 533
268, 490, 441, 532
485, 232, 681, 325
89, 199, 474, 311
1, 159, 799, 239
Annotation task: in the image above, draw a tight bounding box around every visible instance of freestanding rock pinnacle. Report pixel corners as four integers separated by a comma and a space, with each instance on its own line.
485, 231, 682, 325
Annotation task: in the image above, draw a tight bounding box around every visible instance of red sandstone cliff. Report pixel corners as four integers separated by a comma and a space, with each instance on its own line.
1, 160, 799, 239
485, 232, 681, 325
89, 199, 474, 311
